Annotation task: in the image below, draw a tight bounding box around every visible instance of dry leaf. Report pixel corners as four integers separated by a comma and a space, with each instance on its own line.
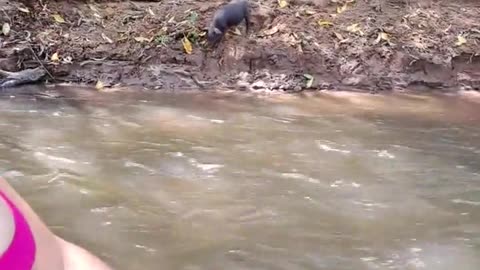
17, 7, 30, 13
318, 20, 333, 27
182, 37, 192, 54
333, 32, 344, 40
95, 80, 105, 91
304, 74, 314, 88
297, 44, 303, 53
231, 28, 242, 36
262, 24, 286, 36
147, 7, 155, 16
88, 4, 99, 12
88, 4, 102, 19
374, 32, 390, 44
52, 14, 65, 23
288, 37, 297, 47
380, 32, 390, 41
346, 23, 364, 35
455, 35, 467, 46
305, 10, 315, 15
346, 23, 358, 32
337, 3, 348, 14
168, 16, 175, 23
333, 32, 349, 43
51, 52, 60, 62
278, 0, 288, 8
62, 56, 73, 64
263, 27, 279, 36
102, 33, 114, 44
2, 23, 10, 36
134, 36, 152, 43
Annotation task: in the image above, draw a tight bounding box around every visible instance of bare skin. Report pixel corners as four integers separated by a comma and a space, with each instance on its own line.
0, 195, 14, 256
0, 177, 113, 270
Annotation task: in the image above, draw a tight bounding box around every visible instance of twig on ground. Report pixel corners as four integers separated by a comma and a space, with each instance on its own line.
27, 43, 55, 81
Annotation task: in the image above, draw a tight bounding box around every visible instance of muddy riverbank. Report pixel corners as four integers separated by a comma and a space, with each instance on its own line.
1, 0, 479, 92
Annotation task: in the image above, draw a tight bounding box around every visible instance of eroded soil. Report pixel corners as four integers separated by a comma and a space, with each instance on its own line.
1, 0, 480, 92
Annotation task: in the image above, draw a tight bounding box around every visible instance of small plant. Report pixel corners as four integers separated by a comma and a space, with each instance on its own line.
184, 10, 203, 44
187, 30, 201, 44
187, 11, 199, 25
154, 34, 170, 46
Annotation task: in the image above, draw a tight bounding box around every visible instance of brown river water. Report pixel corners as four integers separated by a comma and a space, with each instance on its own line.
0, 87, 480, 270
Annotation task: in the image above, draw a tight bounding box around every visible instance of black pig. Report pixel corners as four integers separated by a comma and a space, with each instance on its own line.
207, 0, 250, 46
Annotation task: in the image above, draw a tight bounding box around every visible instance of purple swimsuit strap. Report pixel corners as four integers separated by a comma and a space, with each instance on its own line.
0, 191, 36, 270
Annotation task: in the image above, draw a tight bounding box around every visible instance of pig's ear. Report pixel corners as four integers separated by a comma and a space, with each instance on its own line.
214, 28, 222, 35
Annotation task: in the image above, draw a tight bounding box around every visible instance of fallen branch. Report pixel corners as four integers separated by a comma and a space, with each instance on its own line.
0, 67, 47, 88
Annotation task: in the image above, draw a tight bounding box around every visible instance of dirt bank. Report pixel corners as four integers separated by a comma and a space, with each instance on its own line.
1, 0, 479, 92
